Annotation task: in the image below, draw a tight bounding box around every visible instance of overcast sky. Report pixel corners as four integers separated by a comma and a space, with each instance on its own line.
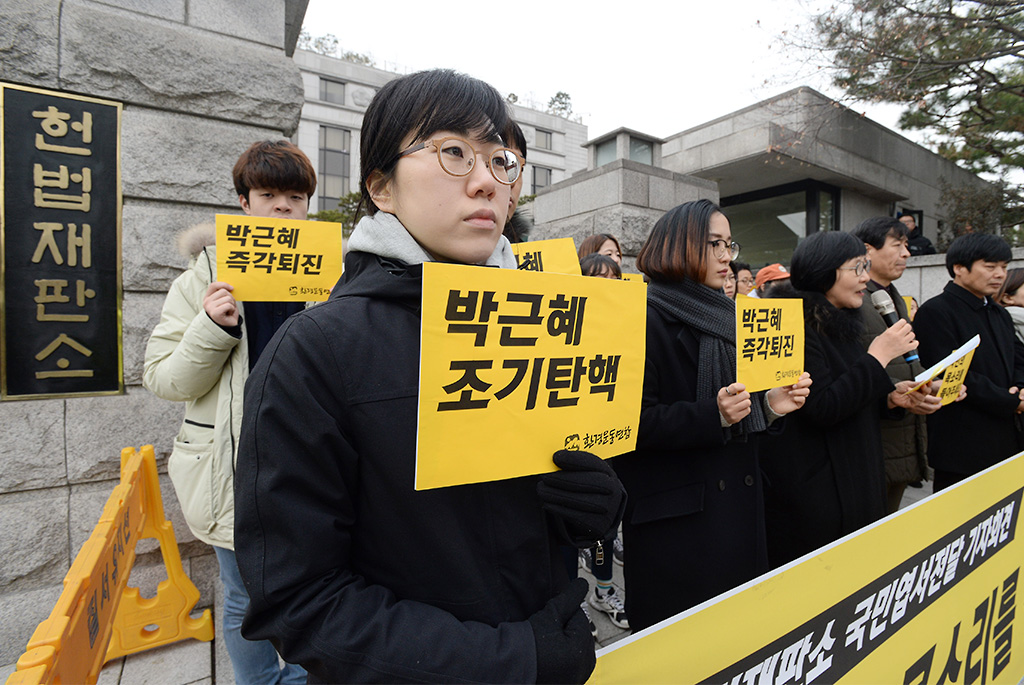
301, 0, 918, 144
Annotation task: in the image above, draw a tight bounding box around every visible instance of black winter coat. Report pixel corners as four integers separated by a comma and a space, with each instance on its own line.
913, 282, 1024, 477
613, 303, 770, 632
907, 228, 936, 256
760, 291, 892, 568
234, 252, 567, 683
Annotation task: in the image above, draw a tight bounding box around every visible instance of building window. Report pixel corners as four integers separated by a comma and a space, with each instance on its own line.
320, 78, 345, 105
532, 166, 552, 194
318, 126, 350, 212
721, 181, 840, 268
629, 137, 653, 165
595, 139, 616, 167
535, 128, 553, 150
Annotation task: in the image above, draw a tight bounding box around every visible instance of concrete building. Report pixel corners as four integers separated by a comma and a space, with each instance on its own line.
658, 87, 990, 267
0, 1, 308, 680
534, 87, 992, 276
292, 49, 588, 215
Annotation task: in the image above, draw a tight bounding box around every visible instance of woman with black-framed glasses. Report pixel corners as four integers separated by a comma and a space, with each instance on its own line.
235, 69, 621, 684
612, 199, 811, 631
759, 230, 921, 568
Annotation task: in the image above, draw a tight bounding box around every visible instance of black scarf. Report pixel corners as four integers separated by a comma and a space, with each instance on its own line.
647, 279, 767, 439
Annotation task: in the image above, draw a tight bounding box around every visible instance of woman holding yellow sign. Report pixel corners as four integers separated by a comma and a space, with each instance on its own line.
233, 70, 624, 684
614, 200, 812, 632
760, 231, 926, 568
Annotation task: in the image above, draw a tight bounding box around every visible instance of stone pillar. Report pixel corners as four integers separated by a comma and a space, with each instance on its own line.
0, 0, 306, 669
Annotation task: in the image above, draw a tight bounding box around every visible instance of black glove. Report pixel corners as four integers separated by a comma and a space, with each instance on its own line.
537, 449, 626, 547
528, 578, 595, 684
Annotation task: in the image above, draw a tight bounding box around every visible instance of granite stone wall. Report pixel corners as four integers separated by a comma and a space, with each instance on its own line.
0, 0, 306, 671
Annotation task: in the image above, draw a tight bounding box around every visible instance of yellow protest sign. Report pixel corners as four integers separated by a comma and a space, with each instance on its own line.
938, 349, 975, 406
735, 297, 804, 393
592, 451, 1024, 684
417, 262, 647, 490
906, 334, 981, 394
214, 214, 343, 301
621, 273, 645, 283
511, 237, 582, 275
903, 295, 916, 319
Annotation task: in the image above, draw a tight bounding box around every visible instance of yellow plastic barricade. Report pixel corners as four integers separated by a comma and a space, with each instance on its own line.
7, 445, 213, 685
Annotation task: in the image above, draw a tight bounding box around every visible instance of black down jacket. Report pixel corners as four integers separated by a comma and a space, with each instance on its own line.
234, 251, 570, 683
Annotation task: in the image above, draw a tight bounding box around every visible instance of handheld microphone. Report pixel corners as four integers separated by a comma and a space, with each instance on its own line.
870, 289, 919, 363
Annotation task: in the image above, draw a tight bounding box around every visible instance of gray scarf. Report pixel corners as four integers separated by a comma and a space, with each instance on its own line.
647, 279, 767, 439
348, 211, 517, 268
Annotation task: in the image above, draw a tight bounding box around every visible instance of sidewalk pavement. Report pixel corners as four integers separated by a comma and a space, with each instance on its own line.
1, 482, 934, 684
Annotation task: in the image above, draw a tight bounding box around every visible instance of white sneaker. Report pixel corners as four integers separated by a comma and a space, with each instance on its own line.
589, 588, 629, 629
580, 601, 598, 638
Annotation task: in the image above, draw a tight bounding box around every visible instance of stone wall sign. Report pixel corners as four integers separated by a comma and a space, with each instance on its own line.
1, 82, 123, 400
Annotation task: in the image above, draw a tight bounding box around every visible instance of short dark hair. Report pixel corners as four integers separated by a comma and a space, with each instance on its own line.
945, 233, 1012, 277
359, 69, 510, 215
506, 121, 527, 161
852, 216, 909, 249
577, 233, 621, 260
232, 140, 316, 201
636, 200, 723, 283
790, 231, 866, 294
730, 261, 751, 277
579, 253, 622, 279
998, 267, 1024, 302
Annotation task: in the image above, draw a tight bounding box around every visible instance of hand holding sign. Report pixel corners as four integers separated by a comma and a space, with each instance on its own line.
717, 383, 752, 425
202, 282, 238, 327
889, 379, 942, 414
537, 450, 625, 546
765, 372, 813, 415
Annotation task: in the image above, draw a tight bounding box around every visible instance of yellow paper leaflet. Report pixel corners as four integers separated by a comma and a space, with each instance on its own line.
214, 214, 343, 301
511, 238, 582, 275
592, 452, 1024, 684
938, 349, 975, 406
416, 262, 646, 490
735, 297, 804, 393
906, 335, 981, 394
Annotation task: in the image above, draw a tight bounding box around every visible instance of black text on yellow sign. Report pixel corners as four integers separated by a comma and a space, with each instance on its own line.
510, 237, 582, 275
416, 263, 647, 490
214, 215, 343, 301
735, 296, 805, 393
592, 453, 1024, 684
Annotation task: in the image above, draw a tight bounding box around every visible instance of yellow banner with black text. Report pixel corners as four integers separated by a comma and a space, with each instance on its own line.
592, 452, 1024, 684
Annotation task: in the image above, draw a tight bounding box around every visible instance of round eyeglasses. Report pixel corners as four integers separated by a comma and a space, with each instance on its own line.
707, 239, 741, 261
395, 137, 521, 185
838, 258, 872, 276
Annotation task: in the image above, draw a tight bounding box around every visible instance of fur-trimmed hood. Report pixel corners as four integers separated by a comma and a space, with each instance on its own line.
767, 281, 865, 340
176, 223, 216, 260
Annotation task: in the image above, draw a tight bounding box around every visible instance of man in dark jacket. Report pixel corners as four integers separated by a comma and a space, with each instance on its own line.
899, 214, 936, 256
914, 233, 1024, 491
854, 217, 941, 512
